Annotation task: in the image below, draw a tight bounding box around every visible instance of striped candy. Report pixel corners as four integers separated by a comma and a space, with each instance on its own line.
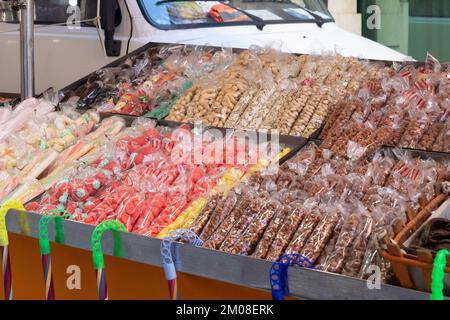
1, 246, 13, 300
41, 254, 55, 300
96, 268, 108, 300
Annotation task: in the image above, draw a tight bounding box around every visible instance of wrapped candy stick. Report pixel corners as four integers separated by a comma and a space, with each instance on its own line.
91, 220, 126, 300
38, 209, 73, 300
0, 200, 26, 300
1, 245, 12, 300
19, 149, 59, 180
3, 180, 45, 205
160, 229, 203, 300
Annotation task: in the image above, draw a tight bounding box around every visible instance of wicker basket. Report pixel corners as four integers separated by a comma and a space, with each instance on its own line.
382, 194, 450, 293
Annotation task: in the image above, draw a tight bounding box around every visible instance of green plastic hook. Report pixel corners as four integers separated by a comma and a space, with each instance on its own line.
430, 249, 449, 300
91, 220, 127, 270
38, 209, 73, 255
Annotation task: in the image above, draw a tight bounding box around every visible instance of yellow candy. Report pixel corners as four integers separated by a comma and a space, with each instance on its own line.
156, 150, 290, 240
0, 199, 25, 246
157, 198, 207, 239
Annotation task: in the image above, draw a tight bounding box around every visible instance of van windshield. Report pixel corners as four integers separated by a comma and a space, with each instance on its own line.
138, 0, 333, 30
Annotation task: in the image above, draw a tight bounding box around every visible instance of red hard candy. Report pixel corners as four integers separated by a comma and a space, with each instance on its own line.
39, 204, 58, 215
66, 201, 78, 215
25, 202, 40, 212
144, 128, 160, 140
191, 166, 205, 182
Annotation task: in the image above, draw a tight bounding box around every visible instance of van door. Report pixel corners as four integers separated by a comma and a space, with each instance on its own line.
0, 0, 127, 94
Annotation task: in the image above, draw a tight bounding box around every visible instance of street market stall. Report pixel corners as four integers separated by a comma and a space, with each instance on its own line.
0, 42, 449, 300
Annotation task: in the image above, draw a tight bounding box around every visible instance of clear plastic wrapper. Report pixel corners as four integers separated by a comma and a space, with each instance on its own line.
0, 170, 20, 199
224, 89, 256, 128
253, 203, 291, 259
76, 81, 107, 109
186, 84, 221, 123
219, 192, 266, 253
112, 88, 149, 116
417, 121, 444, 151
300, 208, 340, 264
341, 215, 375, 277
259, 90, 293, 131
248, 90, 281, 130
276, 171, 297, 190
276, 86, 311, 135
266, 202, 307, 261
208, 67, 251, 127
189, 193, 220, 235
322, 212, 362, 274
316, 217, 344, 270
166, 85, 198, 121
89, 185, 135, 225
233, 199, 282, 255
284, 208, 321, 256
398, 110, 434, 149
359, 126, 394, 161
244, 171, 265, 191
321, 98, 362, 141
327, 122, 364, 157
115, 190, 147, 231
289, 86, 323, 137
0, 105, 12, 123
432, 122, 447, 152
203, 190, 253, 249
303, 157, 328, 181
444, 121, 450, 153
346, 139, 368, 162
19, 149, 59, 180
236, 87, 275, 129
143, 194, 189, 237
320, 101, 347, 138
3, 178, 45, 204
358, 227, 394, 283
200, 190, 239, 241
301, 92, 332, 138
0, 99, 39, 141
286, 142, 318, 176
132, 193, 167, 233
366, 150, 397, 186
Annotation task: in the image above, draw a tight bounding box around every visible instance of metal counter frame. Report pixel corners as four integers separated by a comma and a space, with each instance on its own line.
5, 209, 434, 300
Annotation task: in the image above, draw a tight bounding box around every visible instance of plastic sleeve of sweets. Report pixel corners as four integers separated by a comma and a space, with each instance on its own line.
200, 190, 239, 241
284, 212, 320, 256
322, 213, 361, 274
189, 194, 220, 235
253, 205, 291, 259
265, 204, 306, 262
300, 213, 340, 264
219, 195, 266, 253
233, 199, 282, 255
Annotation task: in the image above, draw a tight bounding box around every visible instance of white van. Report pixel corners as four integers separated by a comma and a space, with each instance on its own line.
0, 0, 410, 94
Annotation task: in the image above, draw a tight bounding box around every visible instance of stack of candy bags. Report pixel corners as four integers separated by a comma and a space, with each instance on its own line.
65, 45, 234, 118
320, 53, 449, 152
26, 119, 273, 237
0, 92, 127, 204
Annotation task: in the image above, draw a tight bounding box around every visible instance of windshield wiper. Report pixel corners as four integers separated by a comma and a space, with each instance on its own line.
155, 0, 266, 30
241, 0, 327, 27
297, 6, 325, 27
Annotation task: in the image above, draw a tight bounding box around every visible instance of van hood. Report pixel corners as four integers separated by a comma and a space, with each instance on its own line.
136, 20, 413, 62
